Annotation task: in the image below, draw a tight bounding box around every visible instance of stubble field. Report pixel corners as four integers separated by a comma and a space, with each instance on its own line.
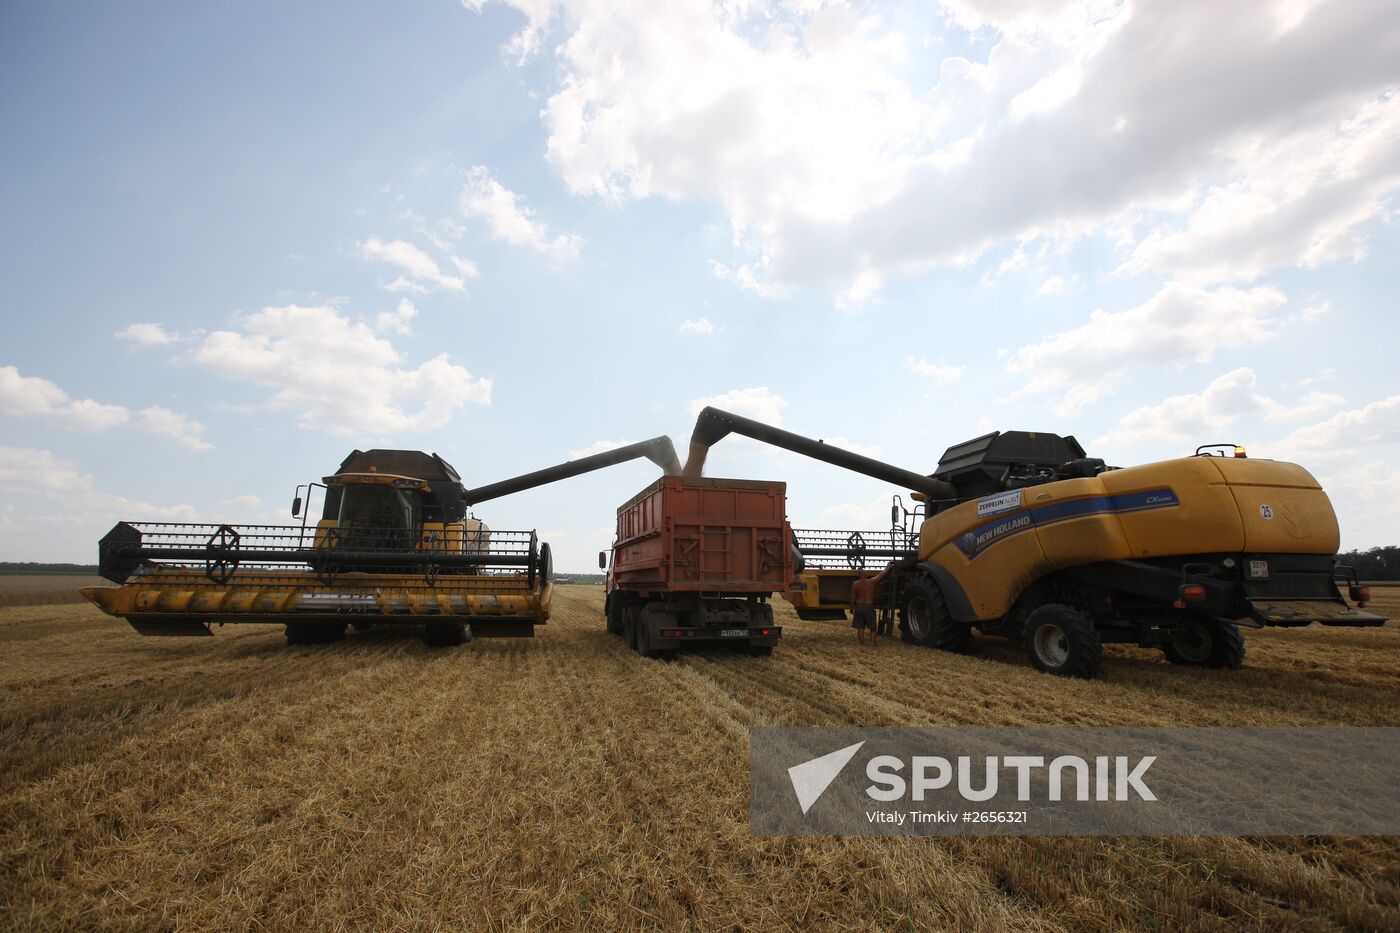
2, 578, 1398, 931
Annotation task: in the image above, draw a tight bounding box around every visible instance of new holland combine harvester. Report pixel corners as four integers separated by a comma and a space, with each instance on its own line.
683, 408, 1384, 679
82, 438, 681, 646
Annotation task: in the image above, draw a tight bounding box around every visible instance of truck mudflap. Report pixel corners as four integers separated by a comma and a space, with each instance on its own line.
1246, 598, 1387, 628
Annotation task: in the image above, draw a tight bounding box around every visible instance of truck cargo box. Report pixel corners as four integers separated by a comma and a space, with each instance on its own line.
613, 476, 792, 593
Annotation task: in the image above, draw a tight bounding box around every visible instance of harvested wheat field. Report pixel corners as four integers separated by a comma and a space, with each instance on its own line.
2, 583, 1398, 931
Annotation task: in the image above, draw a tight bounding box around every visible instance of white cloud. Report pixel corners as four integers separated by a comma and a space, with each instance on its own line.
192, 304, 492, 435
1268, 395, 1400, 458
0, 366, 212, 449
905, 357, 964, 385
680, 317, 716, 335
1036, 274, 1072, 296
808, 493, 898, 531
0, 365, 129, 430
359, 237, 468, 292
568, 438, 637, 459
1093, 368, 1350, 456
1119, 92, 1400, 286
464, 0, 557, 64
1093, 368, 1270, 453
528, 0, 1399, 301
134, 407, 212, 452
375, 298, 419, 335
0, 446, 95, 493
0, 446, 202, 559
688, 386, 787, 425
1005, 283, 1288, 414
115, 322, 179, 346
459, 165, 584, 264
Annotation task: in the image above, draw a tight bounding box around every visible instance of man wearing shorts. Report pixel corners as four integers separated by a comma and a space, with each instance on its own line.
850, 562, 893, 646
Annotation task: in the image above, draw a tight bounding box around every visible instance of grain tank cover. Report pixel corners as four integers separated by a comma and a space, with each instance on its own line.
934, 431, 1092, 498
333, 449, 462, 481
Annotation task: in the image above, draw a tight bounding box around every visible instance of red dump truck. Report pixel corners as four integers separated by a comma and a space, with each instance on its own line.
601, 476, 794, 658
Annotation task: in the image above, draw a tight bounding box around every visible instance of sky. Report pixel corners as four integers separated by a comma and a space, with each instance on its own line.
2, 0, 1398, 571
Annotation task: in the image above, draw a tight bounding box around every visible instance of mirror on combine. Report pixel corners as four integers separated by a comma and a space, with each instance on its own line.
291, 495, 302, 518
891, 503, 900, 527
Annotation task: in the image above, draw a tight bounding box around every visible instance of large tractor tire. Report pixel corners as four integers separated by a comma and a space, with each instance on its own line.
899, 575, 971, 652
1022, 604, 1102, 679
422, 622, 471, 648
1163, 616, 1245, 669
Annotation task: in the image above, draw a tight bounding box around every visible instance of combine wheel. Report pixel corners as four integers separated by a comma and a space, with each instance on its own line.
1023, 604, 1102, 679
1163, 617, 1245, 669
899, 575, 971, 652
423, 621, 471, 648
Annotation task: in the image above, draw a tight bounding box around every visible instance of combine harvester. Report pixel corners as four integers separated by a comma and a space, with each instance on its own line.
82, 438, 681, 647
685, 407, 1385, 678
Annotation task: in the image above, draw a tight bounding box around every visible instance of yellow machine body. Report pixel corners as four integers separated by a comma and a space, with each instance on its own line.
786, 456, 1349, 624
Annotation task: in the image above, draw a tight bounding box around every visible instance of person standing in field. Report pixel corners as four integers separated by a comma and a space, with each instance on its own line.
851, 562, 893, 646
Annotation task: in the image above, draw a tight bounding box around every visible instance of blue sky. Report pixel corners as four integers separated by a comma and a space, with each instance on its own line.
3, 0, 1398, 569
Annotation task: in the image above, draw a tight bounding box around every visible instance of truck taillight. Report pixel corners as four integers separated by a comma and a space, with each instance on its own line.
1179, 584, 1206, 603
661, 629, 683, 638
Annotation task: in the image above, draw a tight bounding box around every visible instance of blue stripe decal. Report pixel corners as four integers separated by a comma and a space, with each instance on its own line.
953, 488, 1179, 560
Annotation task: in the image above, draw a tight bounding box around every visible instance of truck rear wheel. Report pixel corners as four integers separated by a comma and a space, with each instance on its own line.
1163, 617, 1245, 669
623, 605, 640, 651
899, 575, 971, 652
423, 622, 471, 648
637, 604, 677, 660
605, 596, 625, 635
1023, 604, 1101, 679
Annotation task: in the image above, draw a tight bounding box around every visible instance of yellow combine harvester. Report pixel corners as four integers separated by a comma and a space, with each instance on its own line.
83, 439, 681, 647
685, 408, 1385, 679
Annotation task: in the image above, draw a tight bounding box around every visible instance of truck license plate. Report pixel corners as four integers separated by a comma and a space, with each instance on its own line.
1248, 560, 1269, 579
720, 628, 748, 637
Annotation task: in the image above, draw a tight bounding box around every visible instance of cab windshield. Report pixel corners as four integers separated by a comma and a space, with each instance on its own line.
338, 485, 421, 549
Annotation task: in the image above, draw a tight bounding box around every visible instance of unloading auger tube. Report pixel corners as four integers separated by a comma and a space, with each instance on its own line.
462, 435, 680, 505
683, 406, 956, 501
